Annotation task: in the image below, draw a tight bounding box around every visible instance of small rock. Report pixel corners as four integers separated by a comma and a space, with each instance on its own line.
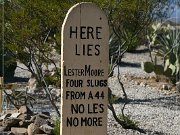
10, 113, 21, 118
161, 84, 171, 90
18, 114, 27, 122
27, 113, 50, 135
0, 113, 12, 122
27, 76, 37, 94
7, 131, 15, 135
140, 82, 147, 87
18, 106, 33, 115
11, 127, 27, 135
3, 118, 21, 129
39, 124, 54, 134
30, 115, 36, 122
131, 80, 135, 83
34, 134, 48, 135
47, 119, 55, 127
27, 123, 42, 135
163, 84, 168, 90
19, 120, 33, 128
122, 75, 127, 78
135, 81, 140, 85
27, 123, 34, 135
0, 126, 6, 132
0, 113, 12, 126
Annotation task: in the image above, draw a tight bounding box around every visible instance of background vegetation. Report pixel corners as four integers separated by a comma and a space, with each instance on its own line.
1, 0, 176, 133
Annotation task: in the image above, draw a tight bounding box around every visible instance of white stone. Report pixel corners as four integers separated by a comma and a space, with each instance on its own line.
10, 113, 21, 118
27, 77, 37, 94
39, 124, 53, 134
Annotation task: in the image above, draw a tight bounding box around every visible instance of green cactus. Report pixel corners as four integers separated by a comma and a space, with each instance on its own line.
154, 65, 164, 75
142, 61, 173, 78
163, 68, 172, 77
157, 28, 180, 80
169, 52, 176, 65
145, 26, 180, 82
141, 62, 154, 73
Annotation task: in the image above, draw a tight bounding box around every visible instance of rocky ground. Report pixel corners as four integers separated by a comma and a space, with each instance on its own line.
1, 46, 180, 135
0, 105, 56, 135
108, 47, 180, 135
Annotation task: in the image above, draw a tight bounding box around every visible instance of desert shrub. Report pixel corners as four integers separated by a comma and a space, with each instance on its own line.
107, 0, 167, 62
118, 114, 139, 129
123, 31, 143, 52
143, 24, 180, 83
4, 89, 35, 109
109, 93, 122, 104
53, 119, 60, 135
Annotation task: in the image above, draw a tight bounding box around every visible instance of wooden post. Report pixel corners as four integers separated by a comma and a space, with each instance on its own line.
61, 2, 109, 135
0, 77, 4, 113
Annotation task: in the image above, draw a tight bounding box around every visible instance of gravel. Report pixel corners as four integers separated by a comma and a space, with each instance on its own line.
107, 47, 180, 135
108, 75, 180, 135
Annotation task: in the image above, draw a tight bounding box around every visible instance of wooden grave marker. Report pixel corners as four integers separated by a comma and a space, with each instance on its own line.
61, 2, 109, 135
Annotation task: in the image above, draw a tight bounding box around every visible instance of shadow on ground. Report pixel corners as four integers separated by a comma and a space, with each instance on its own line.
128, 48, 149, 54
116, 95, 180, 111
120, 61, 141, 68
5, 77, 29, 83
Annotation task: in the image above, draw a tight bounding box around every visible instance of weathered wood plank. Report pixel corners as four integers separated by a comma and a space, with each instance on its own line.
61, 2, 109, 135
